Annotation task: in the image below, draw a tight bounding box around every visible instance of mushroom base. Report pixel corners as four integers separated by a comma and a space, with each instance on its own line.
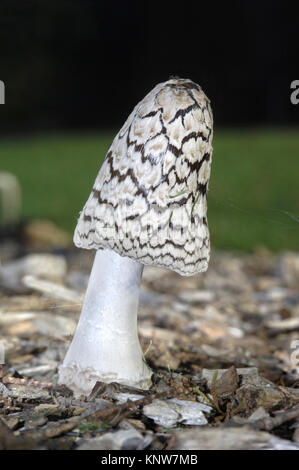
58, 362, 152, 397
58, 249, 152, 396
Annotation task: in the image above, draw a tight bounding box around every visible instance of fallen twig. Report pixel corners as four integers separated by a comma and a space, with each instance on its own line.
254, 407, 299, 431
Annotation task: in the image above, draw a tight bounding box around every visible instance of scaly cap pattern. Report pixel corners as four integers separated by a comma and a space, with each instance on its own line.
74, 78, 213, 276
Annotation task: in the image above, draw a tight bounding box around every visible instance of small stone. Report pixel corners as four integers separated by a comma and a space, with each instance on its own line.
34, 404, 60, 414
143, 400, 179, 428
177, 290, 215, 304
253, 287, 291, 302
143, 398, 211, 428
248, 406, 270, 422
5, 384, 51, 401
0, 381, 11, 397
4, 416, 19, 430
77, 429, 146, 450
111, 392, 145, 404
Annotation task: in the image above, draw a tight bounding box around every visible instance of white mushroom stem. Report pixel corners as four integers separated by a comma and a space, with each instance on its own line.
58, 249, 152, 396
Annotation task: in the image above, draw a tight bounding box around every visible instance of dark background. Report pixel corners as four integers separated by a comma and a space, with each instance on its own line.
0, 0, 298, 134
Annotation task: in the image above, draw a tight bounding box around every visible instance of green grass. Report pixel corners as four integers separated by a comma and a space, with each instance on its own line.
0, 129, 298, 252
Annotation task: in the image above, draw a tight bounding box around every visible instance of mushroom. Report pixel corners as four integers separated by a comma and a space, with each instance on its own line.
58, 77, 213, 396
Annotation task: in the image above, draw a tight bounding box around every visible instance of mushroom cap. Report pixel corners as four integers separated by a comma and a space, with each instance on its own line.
74, 78, 213, 276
